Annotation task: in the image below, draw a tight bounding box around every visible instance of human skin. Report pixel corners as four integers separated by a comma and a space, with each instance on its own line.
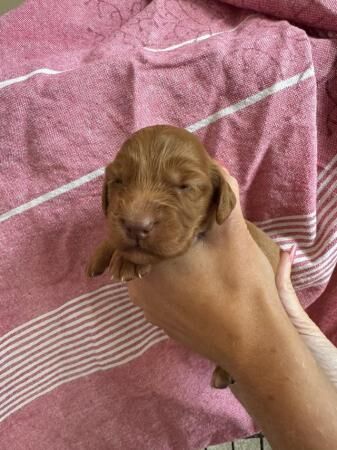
128, 168, 337, 450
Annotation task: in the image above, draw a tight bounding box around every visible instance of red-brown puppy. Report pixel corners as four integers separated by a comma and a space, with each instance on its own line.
87, 124, 239, 280
87, 124, 280, 388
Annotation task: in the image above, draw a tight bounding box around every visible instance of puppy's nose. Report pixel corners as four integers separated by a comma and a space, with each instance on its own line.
121, 218, 154, 240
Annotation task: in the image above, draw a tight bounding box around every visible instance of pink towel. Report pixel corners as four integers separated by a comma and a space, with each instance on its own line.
0, 1, 336, 448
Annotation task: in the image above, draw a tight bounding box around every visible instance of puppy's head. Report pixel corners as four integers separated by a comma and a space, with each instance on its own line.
103, 125, 236, 264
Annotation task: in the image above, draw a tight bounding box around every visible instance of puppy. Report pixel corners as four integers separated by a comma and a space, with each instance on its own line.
87, 124, 280, 388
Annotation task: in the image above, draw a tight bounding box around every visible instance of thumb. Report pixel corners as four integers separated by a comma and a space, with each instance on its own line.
276, 250, 337, 386
276, 247, 321, 335
276, 246, 305, 320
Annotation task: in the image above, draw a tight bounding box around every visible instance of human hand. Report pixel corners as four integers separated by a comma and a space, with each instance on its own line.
128, 167, 290, 377
127, 165, 337, 450
276, 249, 337, 387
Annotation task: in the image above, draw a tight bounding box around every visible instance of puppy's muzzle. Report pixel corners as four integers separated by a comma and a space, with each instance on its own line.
120, 217, 155, 240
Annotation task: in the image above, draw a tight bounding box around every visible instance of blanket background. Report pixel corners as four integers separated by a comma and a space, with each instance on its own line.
0, 1, 336, 448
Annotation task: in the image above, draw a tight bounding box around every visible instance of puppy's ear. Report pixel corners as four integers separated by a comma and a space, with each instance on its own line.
210, 163, 236, 224
102, 163, 113, 216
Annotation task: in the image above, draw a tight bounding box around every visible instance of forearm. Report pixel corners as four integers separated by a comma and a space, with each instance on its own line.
227, 302, 337, 450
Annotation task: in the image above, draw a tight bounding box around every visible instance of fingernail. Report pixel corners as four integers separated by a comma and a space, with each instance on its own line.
289, 244, 297, 264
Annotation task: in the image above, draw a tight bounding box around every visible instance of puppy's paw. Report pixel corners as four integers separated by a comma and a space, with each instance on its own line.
211, 366, 234, 389
86, 241, 114, 278
86, 257, 105, 278
109, 252, 151, 282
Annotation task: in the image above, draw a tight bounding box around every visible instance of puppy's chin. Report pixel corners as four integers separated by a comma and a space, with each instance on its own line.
120, 248, 160, 265
119, 235, 195, 265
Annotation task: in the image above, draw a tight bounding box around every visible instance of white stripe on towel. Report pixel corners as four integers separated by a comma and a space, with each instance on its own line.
143, 14, 257, 53
0, 66, 315, 223
0, 68, 64, 90
0, 283, 167, 423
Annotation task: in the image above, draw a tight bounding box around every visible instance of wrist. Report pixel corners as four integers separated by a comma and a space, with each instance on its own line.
222, 295, 305, 381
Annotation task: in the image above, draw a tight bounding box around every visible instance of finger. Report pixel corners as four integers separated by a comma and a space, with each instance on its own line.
276, 248, 310, 322
276, 249, 294, 291
276, 249, 327, 341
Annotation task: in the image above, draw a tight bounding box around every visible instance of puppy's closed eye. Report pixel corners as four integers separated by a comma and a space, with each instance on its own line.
102, 164, 125, 214
168, 170, 206, 194
176, 183, 191, 191
112, 178, 123, 185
